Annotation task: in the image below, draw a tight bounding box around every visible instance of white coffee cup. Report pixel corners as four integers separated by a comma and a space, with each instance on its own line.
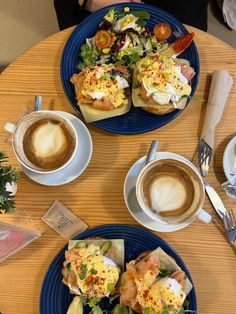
4, 110, 78, 174
136, 155, 211, 226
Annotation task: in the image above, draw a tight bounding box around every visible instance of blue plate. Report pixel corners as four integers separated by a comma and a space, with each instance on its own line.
61, 3, 199, 135
40, 224, 197, 314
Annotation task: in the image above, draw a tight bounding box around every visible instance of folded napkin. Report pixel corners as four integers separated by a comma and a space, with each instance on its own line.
200, 70, 233, 149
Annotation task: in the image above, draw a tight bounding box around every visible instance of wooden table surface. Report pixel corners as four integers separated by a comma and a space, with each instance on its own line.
0, 25, 236, 314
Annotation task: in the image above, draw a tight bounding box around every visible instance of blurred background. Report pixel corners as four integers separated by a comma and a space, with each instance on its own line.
0, 0, 235, 72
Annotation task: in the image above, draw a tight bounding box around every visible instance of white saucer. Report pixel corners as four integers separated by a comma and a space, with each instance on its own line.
223, 135, 236, 183
21, 111, 93, 186
123, 152, 199, 232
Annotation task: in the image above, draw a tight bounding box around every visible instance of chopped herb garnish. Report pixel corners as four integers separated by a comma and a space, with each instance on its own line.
158, 268, 172, 278
90, 266, 97, 275
79, 263, 87, 280
107, 283, 115, 292
66, 263, 71, 271
79, 273, 86, 280
141, 63, 150, 68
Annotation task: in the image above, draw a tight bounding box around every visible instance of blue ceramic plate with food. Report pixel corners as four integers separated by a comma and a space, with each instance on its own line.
40, 224, 197, 314
61, 3, 199, 134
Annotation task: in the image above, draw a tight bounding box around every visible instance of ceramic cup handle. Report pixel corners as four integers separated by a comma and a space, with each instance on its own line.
4, 122, 16, 134
197, 208, 212, 223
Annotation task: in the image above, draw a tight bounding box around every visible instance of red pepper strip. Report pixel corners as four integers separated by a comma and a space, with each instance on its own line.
172, 32, 195, 53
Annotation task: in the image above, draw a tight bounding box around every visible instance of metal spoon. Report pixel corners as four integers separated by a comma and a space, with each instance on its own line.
34, 95, 42, 111
145, 140, 159, 166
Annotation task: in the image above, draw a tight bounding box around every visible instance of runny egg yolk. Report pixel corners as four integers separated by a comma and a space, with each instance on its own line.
74, 255, 120, 298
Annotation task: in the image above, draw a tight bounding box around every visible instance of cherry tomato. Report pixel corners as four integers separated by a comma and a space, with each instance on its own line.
172, 32, 195, 53
153, 23, 172, 41
95, 30, 112, 49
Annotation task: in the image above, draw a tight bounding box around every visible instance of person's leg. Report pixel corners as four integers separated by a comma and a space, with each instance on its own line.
54, 0, 90, 30
145, 0, 209, 31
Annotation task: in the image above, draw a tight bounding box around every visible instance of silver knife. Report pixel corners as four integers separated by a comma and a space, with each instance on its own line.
204, 182, 230, 220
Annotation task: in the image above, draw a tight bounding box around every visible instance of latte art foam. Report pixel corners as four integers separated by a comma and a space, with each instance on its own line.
23, 118, 76, 170
140, 160, 201, 221
150, 175, 188, 213
32, 121, 67, 159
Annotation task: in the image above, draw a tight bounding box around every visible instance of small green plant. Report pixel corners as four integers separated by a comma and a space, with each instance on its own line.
0, 151, 20, 213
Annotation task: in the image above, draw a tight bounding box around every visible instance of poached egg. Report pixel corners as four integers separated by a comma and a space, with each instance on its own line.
136, 54, 191, 106
81, 64, 129, 108
136, 277, 186, 313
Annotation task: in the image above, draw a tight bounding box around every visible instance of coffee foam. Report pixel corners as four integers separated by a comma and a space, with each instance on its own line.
150, 175, 188, 213
22, 117, 76, 170
31, 121, 67, 160
140, 160, 201, 221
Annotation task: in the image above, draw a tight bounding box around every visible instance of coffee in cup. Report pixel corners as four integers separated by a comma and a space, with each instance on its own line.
5, 111, 78, 174
23, 118, 76, 170
136, 156, 211, 225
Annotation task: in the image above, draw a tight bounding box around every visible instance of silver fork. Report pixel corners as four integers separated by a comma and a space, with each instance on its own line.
223, 209, 236, 248
198, 139, 213, 177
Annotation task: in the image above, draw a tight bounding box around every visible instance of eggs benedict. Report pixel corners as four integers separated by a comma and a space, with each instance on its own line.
120, 247, 193, 314
62, 239, 124, 298
132, 54, 195, 115
71, 64, 131, 122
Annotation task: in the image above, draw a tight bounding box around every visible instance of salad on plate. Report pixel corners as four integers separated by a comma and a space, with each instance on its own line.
70, 7, 196, 122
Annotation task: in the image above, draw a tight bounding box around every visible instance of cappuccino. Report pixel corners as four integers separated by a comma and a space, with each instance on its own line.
136, 158, 204, 224
23, 119, 76, 170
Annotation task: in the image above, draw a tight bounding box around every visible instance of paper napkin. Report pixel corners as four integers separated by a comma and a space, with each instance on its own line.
42, 200, 88, 239
200, 70, 233, 149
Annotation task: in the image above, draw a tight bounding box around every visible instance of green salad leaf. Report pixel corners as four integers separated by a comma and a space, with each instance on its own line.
91, 305, 103, 314
103, 8, 119, 23
77, 43, 98, 69
129, 10, 150, 27
112, 305, 132, 314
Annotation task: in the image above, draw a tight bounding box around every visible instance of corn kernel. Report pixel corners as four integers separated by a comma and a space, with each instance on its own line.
124, 7, 130, 12
141, 28, 145, 32
102, 48, 111, 54
128, 43, 133, 48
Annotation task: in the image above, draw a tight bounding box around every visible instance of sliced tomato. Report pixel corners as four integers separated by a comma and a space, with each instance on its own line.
95, 30, 112, 49
153, 23, 172, 41
172, 32, 195, 54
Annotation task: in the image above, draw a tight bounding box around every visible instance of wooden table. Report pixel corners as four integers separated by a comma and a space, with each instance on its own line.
0, 25, 236, 314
